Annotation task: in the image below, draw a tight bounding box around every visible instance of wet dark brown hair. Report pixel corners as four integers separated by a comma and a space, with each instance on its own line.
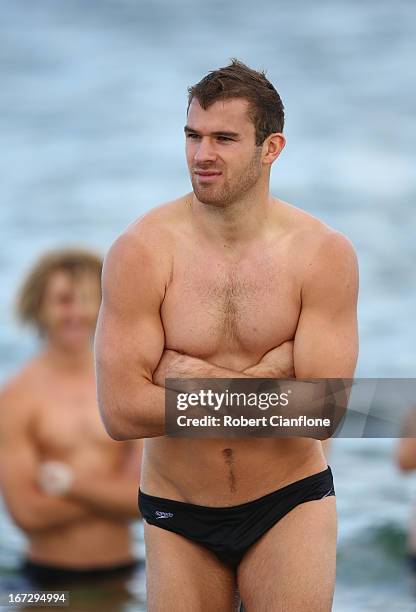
187, 58, 285, 146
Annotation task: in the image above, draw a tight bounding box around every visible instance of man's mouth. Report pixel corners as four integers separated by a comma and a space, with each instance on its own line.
194, 170, 222, 182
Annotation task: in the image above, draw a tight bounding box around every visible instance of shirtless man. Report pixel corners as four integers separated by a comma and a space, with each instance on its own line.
96, 59, 359, 611
0, 249, 142, 587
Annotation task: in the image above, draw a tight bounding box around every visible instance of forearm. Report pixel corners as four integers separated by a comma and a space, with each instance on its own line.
162, 356, 341, 440
243, 363, 289, 377
99, 375, 167, 440
273, 378, 349, 440
159, 354, 255, 399
161, 342, 295, 382
166, 354, 253, 381
18, 493, 91, 535
166, 353, 347, 439
68, 476, 141, 520
161, 354, 294, 397
101, 348, 293, 440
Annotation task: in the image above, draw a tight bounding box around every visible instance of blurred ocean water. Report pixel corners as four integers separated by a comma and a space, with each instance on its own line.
0, 1, 415, 610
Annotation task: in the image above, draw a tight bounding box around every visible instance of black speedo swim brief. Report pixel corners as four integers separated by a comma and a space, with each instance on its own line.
139, 465, 335, 568
20, 558, 141, 587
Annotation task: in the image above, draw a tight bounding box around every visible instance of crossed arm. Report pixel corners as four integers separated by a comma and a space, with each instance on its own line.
65, 439, 143, 520
152, 341, 294, 387
0, 383, 143, 535
0, 384, 89, 534
95, 229, 359, 441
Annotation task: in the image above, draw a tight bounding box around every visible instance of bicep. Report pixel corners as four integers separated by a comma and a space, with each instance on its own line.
95, 302, 165, 386
0, 397, 41, 526
95, 233, 166, 388
294, 298, 358, 377
94, 233, 168, 437
0, 439, 38, 519
294, 231, 359, 378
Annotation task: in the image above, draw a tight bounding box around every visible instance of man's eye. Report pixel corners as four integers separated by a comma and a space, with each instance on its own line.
217, 136, 233, 142
186, 133, 199, 139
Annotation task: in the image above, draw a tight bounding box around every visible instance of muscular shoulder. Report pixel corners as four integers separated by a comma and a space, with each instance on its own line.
122, 196, 188, 247
0, 360, 41, 436
275, 198, 358, 274
273, 199, 358, 307
102, 196, 189, 306
302, 229, 359, 308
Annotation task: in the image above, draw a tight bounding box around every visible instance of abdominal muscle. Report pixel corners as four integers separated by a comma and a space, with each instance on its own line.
142, 437, 326, 507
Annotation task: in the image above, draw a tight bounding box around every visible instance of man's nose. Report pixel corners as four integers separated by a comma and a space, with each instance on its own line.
70, 294, 92, 318
194, 137, 216, 163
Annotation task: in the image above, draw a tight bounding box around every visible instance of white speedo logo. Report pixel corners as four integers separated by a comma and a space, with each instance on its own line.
155, 511, 174, 519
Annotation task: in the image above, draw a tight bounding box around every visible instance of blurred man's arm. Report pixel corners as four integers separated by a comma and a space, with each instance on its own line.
67, 440, 143, 519
0, 381, 92, 535
395, 410, 416, 471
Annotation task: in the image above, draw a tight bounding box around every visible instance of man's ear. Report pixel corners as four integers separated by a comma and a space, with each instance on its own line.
262, 133, 286, 165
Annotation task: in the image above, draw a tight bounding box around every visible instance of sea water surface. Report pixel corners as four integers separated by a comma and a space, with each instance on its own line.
0, 1, 415, 610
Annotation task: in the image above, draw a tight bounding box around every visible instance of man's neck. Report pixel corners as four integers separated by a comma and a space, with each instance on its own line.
189, 184, 274, 247
42, 343, 94, 375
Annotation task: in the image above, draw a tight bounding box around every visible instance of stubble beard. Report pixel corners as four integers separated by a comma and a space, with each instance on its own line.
190, 146, 263, 208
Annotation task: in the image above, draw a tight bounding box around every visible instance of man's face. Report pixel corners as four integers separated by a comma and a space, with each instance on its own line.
38, 270, 101, 351
185, 97, 263, 207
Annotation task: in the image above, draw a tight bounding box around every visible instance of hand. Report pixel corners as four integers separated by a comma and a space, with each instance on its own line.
38, 461, 74, 496
244, 341, 294, 378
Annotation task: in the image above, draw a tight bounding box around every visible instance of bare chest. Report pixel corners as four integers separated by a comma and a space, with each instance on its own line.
33, 383, 118, 462
161, 245, 301, 361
